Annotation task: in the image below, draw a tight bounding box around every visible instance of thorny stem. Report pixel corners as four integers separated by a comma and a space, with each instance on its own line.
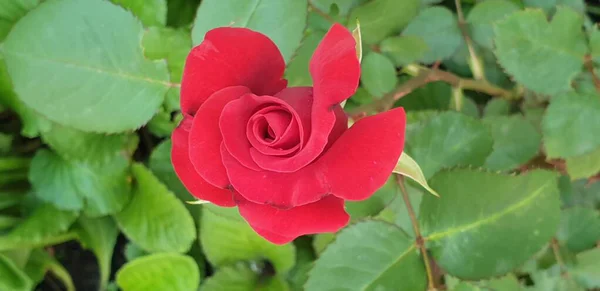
348, 65, 513, 118
551, 238, 568, 276
397, 175, 437, 291
454, 0, 485, 80
584, 55, 600, 92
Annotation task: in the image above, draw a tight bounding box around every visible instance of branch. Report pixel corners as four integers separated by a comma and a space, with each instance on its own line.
584, 55, 600, 92
551, 238, 569, 276
455, 0, 485, 80
308, 1, 336, 24
348, 66, 513, 118
397, 175, 437, 291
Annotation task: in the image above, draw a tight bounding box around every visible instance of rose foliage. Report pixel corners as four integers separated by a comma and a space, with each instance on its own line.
0, 0, 599, 290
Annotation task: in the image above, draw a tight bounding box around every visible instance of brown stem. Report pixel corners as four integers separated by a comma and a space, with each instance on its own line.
348, 66, 513, 118
551, 238, 569, 276
397, 175, 437, 290
308, 1, 336, 24
584, 55, 600, 92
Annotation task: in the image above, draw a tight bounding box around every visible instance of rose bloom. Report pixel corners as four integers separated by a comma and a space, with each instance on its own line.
172, 23, 406, 244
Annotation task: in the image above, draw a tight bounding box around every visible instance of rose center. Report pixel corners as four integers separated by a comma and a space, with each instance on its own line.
254, 109, 291, 144
246, 105, 301, 155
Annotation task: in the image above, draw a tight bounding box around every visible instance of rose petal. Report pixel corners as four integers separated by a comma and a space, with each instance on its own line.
252, 226, 296, 245
222, 107, 406, 208
171, 120, 235, 207
188, 86, 250, 188
310, 23, 360, 107
181, 27, 287, 114
247, 24, 360, 172
235, 194, 349, 244
326, 104, 347, 150
275, 87, 313, 138
321, 107, 406, 201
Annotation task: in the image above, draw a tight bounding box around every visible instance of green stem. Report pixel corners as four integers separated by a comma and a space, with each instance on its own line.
0, 157, 30, 172
0, 171, 28, 186
397, 175, 437, 291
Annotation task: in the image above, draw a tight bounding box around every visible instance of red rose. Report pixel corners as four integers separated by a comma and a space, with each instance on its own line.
172, 23, 406, 244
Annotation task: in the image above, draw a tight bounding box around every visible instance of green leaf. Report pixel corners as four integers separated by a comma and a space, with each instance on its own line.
404, 112, 493, 179
524, 0, 585, 15
192, 0, 307, 63
287, 238, 315, 291
0, 216, 20, 230
200, 263, 289, 291
403, 7, 463, 64
542, 92, 600, 158
483, 115, 541, 171
0, 203, 78, 251
591, 29, 600, 64
458, 96, 480, 118
360, 52, 397, 97
309, 0, 366, 16
285, 30, 326, 87
466, 0, 520, 50
348, 0, 419, 45
393, 152, 439, 196
116, 253, 200, 291
1, 249, 30, 270
0, 0, 39, 41
29, 149, 132, 216
0, 55, 50, 137
556, 207, 600, 252
41, 123, 137, 161
312, 233, 336, 255
147, 109, 178, 138
110, 0, 167, 27
23, 249, 74, 291
376, 181, 423, 237
345, 176, 397, 219
571, 248, 600, 288
124, 242, 149, 262
421, 169, 560, 279
421, 0, 443, 4
494, 8, 587, 95
380, 36, 428, 66
0, 253, 32, 291
566, 146, 600, 179
148, 140, 200, 218
529, 269, 584, 291
115, 164, 196, 253
75, 216, 119, 290
2, 0, 170, 133
483, 99, 511, 117
305, 220, 426, 291
166, 0, 200, 27
142, 27, 192, 83
347, 87, 373, 106
559, 176, 600, 209
200, 205, 296, 274
447, 274, 522, 291
395, 80, 451, 111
